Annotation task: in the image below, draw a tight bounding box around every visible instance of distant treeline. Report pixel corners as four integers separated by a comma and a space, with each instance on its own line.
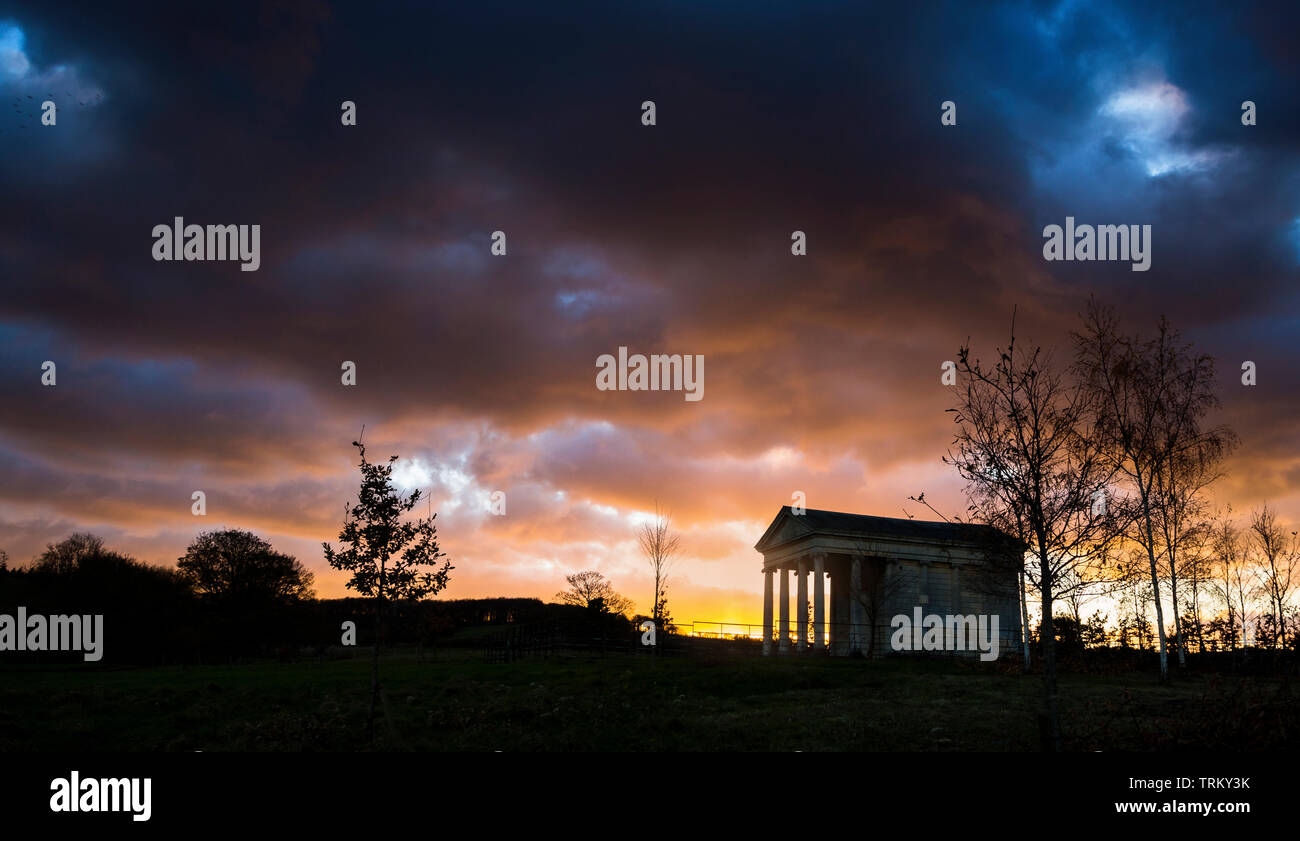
0, 532, 622, 665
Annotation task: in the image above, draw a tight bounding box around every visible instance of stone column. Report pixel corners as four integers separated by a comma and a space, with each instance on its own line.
796, 558, 808, 652
778, 565, 790, 653
813, 553, 826, 652
833, 564, 850, 655
762, 568, 774, 656
827, 566, 836, 651
850, 554, 865, 655
951, 563, 961, 614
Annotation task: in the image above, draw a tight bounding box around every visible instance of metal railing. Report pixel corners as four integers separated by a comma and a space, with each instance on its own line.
683, 619, 866, 646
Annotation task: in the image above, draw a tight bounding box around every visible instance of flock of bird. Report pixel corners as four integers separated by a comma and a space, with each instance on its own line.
5, 89, 102, 133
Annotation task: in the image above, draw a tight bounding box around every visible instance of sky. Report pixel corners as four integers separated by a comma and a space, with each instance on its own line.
0, 0, 1297, 627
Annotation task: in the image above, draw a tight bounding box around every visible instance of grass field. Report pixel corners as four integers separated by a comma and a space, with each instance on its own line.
2, 648, 1294, 751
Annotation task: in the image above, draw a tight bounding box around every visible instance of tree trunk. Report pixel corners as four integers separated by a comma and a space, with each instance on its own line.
368, 602, 380, 743
1019, 570, 1032, 672
1191, 582, 1206, 655
1236, 591, 1248, 648
1037, 538, 1059, 752
368, 559, 386, 744
1162, 517, 1187, 667
1139, 489, 1170, 682
1274, 595, 1285, 651
1169, 570, 1186, 667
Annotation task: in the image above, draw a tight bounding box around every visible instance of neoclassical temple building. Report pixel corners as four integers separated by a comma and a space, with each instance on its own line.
755, 506, 1023, 658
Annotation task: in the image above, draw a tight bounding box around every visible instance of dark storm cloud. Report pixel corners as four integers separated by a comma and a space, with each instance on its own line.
0, 1, 1296, 612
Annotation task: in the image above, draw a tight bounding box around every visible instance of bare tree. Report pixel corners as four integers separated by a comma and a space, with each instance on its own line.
637, 503, 680, 629
33, 532, 106, 574
1075, 301, 1227, 681
1152, 443, 1230, 666
1146, 350, 1234, 664
1208, 510, 1256, 649
555, 569, 633, 616
1111, 548, 1155, 649
1058, 566, 1104, 627
1178, 515, 1215, 654
946, 312, 1118, 751
1249, 505, 1296, 650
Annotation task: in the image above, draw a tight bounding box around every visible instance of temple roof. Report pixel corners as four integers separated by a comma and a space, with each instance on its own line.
755, 506, 1011, 553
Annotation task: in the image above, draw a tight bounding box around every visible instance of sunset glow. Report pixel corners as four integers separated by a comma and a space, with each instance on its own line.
1, 2, 1297, 637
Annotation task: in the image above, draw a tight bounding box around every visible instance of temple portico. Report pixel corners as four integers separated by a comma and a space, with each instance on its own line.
755, 506, 1022, 658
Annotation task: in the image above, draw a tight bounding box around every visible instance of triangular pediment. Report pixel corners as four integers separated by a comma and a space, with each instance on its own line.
754, 506, 812, 552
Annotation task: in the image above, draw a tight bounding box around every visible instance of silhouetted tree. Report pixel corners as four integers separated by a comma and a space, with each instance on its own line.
1076, 301, 1229, 681
1249, 505, 1296, 650
1153, 448, 1228, 666
33, 532, 106, 574
555, 570, 632, 616
638, 503, 680, 630
652, 595, 678, 633
12, 534, 194, 664
1179, 516, 1215, 654
947, 310, 1118, 751
1209, 510, 1247, 650
324, 440, 453, 742
1081, 610, 1110, 649
178, 529, 315, 603
1052, 614, 1085, 656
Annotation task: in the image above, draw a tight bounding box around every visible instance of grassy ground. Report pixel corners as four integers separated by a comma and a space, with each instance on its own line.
1, 648, 1293, 751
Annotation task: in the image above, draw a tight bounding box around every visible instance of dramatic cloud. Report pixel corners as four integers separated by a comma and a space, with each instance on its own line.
1, 0, 1297, 625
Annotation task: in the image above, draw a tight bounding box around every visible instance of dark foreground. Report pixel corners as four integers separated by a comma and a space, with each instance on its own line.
2, 649, 1294, 751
